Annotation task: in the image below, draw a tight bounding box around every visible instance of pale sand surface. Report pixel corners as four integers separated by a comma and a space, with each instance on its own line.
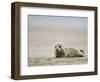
28, 56, 88, 66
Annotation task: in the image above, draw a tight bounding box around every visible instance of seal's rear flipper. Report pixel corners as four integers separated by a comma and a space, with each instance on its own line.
80, 49, 84, 57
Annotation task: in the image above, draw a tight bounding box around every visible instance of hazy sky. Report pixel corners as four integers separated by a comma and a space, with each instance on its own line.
28, 15, 88, 29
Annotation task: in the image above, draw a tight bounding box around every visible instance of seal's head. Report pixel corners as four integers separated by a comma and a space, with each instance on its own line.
55, 42, 64, 51
55, 42, 65, 58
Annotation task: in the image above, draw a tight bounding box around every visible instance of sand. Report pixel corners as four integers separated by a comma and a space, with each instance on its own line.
28, 56, 88, 66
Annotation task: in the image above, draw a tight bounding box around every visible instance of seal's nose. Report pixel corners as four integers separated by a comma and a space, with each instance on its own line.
56, 48, 59, 51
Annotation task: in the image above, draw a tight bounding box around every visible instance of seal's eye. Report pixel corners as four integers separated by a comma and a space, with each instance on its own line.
59, 46, 61, 48
55, 46, 57, 48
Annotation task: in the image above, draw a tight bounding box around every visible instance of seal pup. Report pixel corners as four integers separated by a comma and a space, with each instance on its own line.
55, 42, 84, 58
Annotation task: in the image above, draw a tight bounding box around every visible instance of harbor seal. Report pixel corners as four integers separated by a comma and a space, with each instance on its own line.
55, 42, 84, 58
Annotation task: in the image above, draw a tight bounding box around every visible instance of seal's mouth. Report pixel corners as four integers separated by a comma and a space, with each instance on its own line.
56, 48, 59, 51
